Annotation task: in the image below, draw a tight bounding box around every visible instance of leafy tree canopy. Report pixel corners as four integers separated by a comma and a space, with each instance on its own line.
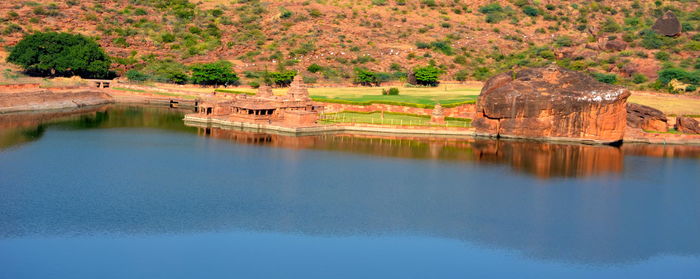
190, 61, 239, 86
7, 32, 112, 79
413, 65, 443, 86
265, 70, 297, 87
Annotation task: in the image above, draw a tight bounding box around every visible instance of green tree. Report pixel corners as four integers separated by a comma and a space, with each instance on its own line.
190, 61, 239, 86
7, 32, 112, 78
354, 68, 380, 86
266, 70, 297, 87
413, 65, 442, 86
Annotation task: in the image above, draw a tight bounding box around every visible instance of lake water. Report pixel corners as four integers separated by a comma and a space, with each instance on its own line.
1, 105, 699, 278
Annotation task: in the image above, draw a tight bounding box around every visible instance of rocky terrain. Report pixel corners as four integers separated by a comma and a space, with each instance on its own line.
472, 65, 631, 143
1, 0, 699, 86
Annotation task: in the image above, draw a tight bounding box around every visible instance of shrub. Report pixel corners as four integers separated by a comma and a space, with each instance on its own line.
413, 65, 442, 86
522, 6, 539, 17
126, 70, 149, 82
600, 17, 621, 33
7, 32, 112, 78
655, 51, 670, 61
387, 87, 400, 95
555, 36, 573, 47
640, 30, 665, 49
632, 73, 648, 84
657, 68, 700, 86
454, 69, 469, 81
190, 61, 239, 86
307, 63, 323, 73
592, 72, 617, 84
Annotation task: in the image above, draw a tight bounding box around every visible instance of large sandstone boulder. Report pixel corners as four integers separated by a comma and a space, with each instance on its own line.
652, 11, 682, 37
626, 103, 668, 132
472, 66, 631, 143
675, 116, 700, 134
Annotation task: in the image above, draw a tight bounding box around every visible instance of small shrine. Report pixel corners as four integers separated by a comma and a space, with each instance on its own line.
192, 75, 322, 127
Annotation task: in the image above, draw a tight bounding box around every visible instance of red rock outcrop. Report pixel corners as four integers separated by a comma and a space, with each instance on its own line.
676, 117, 700, 134
472, 66, 631, 144
626, 103, 668, 132
0, 89, 114, 113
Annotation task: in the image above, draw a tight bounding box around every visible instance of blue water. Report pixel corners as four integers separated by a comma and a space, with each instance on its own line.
0, 106, 699, 278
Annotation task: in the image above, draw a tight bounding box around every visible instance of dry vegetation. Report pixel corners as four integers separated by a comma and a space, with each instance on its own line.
0, 0, 699, 90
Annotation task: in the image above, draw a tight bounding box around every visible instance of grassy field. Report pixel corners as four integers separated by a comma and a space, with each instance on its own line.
308, 85, 481, 106
214, 84, 482, 106
629, 93, 700, 116
321, 111, 472, 128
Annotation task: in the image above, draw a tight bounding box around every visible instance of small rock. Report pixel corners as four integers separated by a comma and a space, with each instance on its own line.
626, 103, 668, 132
676, 116, 700, 134
605, 39, 628, 51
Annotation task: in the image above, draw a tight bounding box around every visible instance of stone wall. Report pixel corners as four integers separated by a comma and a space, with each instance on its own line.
317, 102, 476, 118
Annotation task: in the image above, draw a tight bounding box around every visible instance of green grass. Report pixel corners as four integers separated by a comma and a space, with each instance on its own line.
643, 128, 682, 134
308, 85, 479, 106
320, 111, 472, 128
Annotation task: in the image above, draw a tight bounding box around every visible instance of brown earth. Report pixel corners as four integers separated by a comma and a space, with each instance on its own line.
1, 1, 698, 83
472, 65, 630, 143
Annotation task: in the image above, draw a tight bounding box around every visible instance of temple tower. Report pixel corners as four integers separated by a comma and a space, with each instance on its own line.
287, 75, 311, 101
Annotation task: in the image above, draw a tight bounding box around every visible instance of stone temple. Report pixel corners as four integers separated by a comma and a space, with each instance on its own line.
192, 75, 323, 127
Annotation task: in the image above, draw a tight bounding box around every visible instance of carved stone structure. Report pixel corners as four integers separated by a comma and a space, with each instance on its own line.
287, 75, 311, 101
472, 65, 631, 143
430, 103, 445, 124
652, 11, 682, 37
626, 103, 668, 132
676, 116, 700, 134
192, 75, 322, 127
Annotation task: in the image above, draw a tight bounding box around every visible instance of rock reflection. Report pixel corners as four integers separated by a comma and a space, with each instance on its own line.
194, 125, 627, 178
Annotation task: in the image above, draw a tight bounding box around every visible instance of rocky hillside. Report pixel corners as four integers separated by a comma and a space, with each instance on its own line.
1, 0, 699, 86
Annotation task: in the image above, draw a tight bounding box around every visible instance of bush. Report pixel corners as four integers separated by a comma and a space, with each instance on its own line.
632, 73, 648, 84
600, 17, 621, 33
190, 61, 239, 86
388, 87, 400, 95
307, 63, 323, 73
522, 6, 539, 17
592, 72, 618, 84
655, 51, 670, 61
126, 70, 149, 82
687, 85, 697, 92
454, 69, 469, 81
640, 30, 665, 49
658, 68, 700, 86
413, 65, 442, 86
7, 32, 112, 78
555, 36, 573, 47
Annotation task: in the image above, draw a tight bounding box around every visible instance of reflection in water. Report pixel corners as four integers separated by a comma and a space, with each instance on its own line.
1, 105, 700, 267
0, 105, 196, 150
192, 125, 700, 178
